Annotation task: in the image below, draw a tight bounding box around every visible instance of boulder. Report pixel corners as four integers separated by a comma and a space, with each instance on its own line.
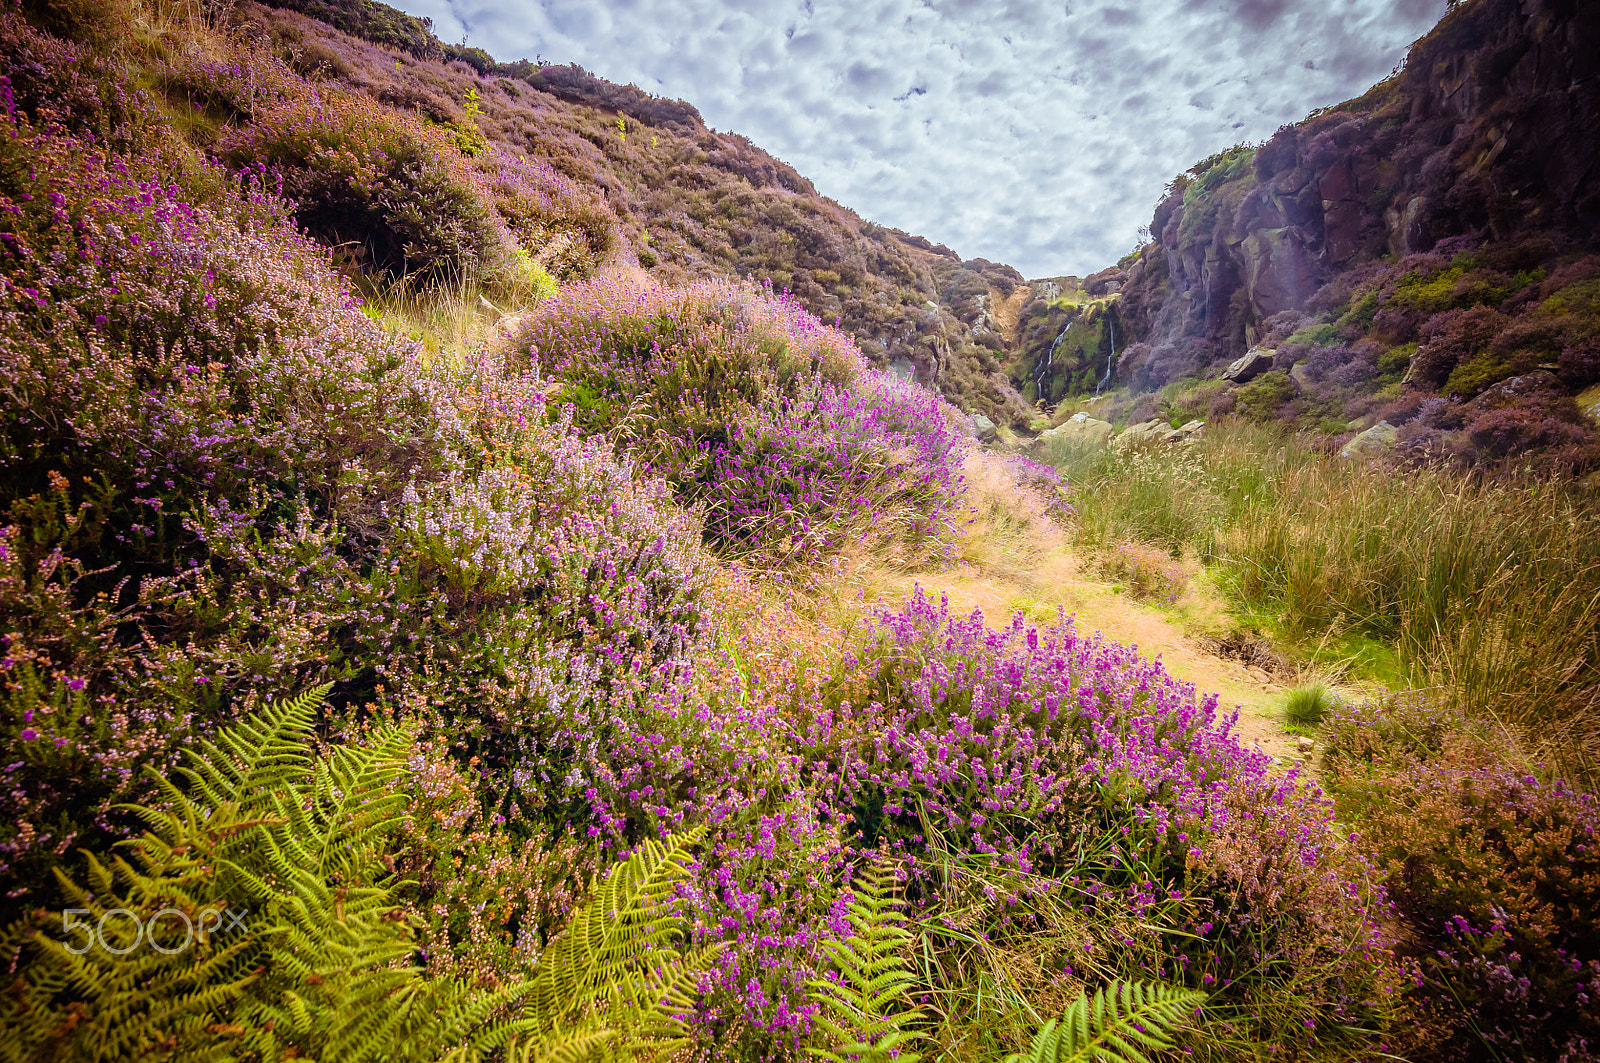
495, 312, 529, 341
1578, 383, 1600, 427
1339, 420, 1398, 459
1222, 346, 1276, 384
969, 412, 998, 443
1170, 419, 1205, 444
1288, 361, 1311, 391
1040, 411, 1115, 446
1114, 419, 1177, 449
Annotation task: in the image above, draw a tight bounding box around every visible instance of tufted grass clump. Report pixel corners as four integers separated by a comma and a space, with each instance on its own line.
1282, 680, 1338, 730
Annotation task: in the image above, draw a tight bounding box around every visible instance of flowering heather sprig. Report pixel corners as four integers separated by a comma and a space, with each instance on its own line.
702, 375, 965, 559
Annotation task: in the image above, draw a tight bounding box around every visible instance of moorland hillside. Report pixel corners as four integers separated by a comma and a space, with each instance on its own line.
0, 1, 1596, 1061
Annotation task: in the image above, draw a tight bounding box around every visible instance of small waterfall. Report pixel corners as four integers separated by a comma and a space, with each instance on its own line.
1045, 322, 1070, 370
1033, 320, 1072, 394
1095, 314, 1117, 395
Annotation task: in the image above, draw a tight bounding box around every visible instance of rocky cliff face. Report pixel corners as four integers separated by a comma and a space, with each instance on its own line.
1115, 0, 1599, 392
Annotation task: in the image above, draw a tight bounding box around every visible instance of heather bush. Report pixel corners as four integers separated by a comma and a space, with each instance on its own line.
151, 46, 306, 127
217, 92, 508, 286
0, 111, 433, 557
0, 99, 715, 908
1461, 390, 1599, 461
526, 588, 1407, 1058
0, 108, 443, 890
476, 147, 616, 280
1321, 699, 1600, 1062
0, 12, 149, 145
806, 594, 1403, 1059
519, 277, 965, 563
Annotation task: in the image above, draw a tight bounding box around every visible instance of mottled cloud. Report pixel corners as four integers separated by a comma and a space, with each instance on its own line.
403, 0, 1445, 277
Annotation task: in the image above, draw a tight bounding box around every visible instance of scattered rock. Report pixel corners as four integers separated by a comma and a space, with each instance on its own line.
1466, 369, 1564, 410
1112, 418, 1204, 450
1170, 419, 1204, 444
495, 312, 529, 341
1339, 420, 1398, 459
1295, 736, 1317, 758
1221, 346, 1276, 384
1289, 361, 1311, 391
969, 412, 999, 443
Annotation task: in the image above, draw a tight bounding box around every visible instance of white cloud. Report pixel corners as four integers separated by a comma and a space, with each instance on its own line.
409, 0, 1445, 277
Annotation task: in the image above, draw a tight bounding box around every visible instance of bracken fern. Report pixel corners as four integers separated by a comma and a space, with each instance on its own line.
0, 688, 711, 1062
1002, 982, 1207, 1063
806, 858, 925, 1063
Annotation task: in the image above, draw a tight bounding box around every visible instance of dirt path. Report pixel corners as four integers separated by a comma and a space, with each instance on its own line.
862, 550, 1297, 760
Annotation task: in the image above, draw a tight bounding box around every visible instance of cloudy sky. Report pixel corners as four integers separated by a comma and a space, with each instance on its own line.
400, 0, 1446, 278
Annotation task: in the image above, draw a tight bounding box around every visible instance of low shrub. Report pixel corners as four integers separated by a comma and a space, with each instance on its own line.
1457, 384, 1600, 465
1321, 698, 1600, 1062
476, 148, 616, 280
700, 374, 966, 561
0, 105, 710, 908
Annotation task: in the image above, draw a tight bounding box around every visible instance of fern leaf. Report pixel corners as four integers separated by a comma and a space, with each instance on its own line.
1003, 981, 1207, 1063
178, 683, 328, 809
806, 858, 924, 1063
527, 829, 702, 1026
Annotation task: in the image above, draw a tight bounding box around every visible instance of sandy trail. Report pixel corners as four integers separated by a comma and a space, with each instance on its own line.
862, 550, 1296, 760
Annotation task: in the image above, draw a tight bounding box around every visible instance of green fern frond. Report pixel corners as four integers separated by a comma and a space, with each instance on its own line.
503, 1025, 618, 1063
8, 690, 717, 1063
806, 858, 925, 1063
178, 682, 328, 809
527, 828, 703, 1025
1002, 981, 1207, 1063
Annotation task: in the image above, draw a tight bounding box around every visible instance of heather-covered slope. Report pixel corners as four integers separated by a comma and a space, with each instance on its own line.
1087, 0, 1600, 468
254, 0, 1035, 428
